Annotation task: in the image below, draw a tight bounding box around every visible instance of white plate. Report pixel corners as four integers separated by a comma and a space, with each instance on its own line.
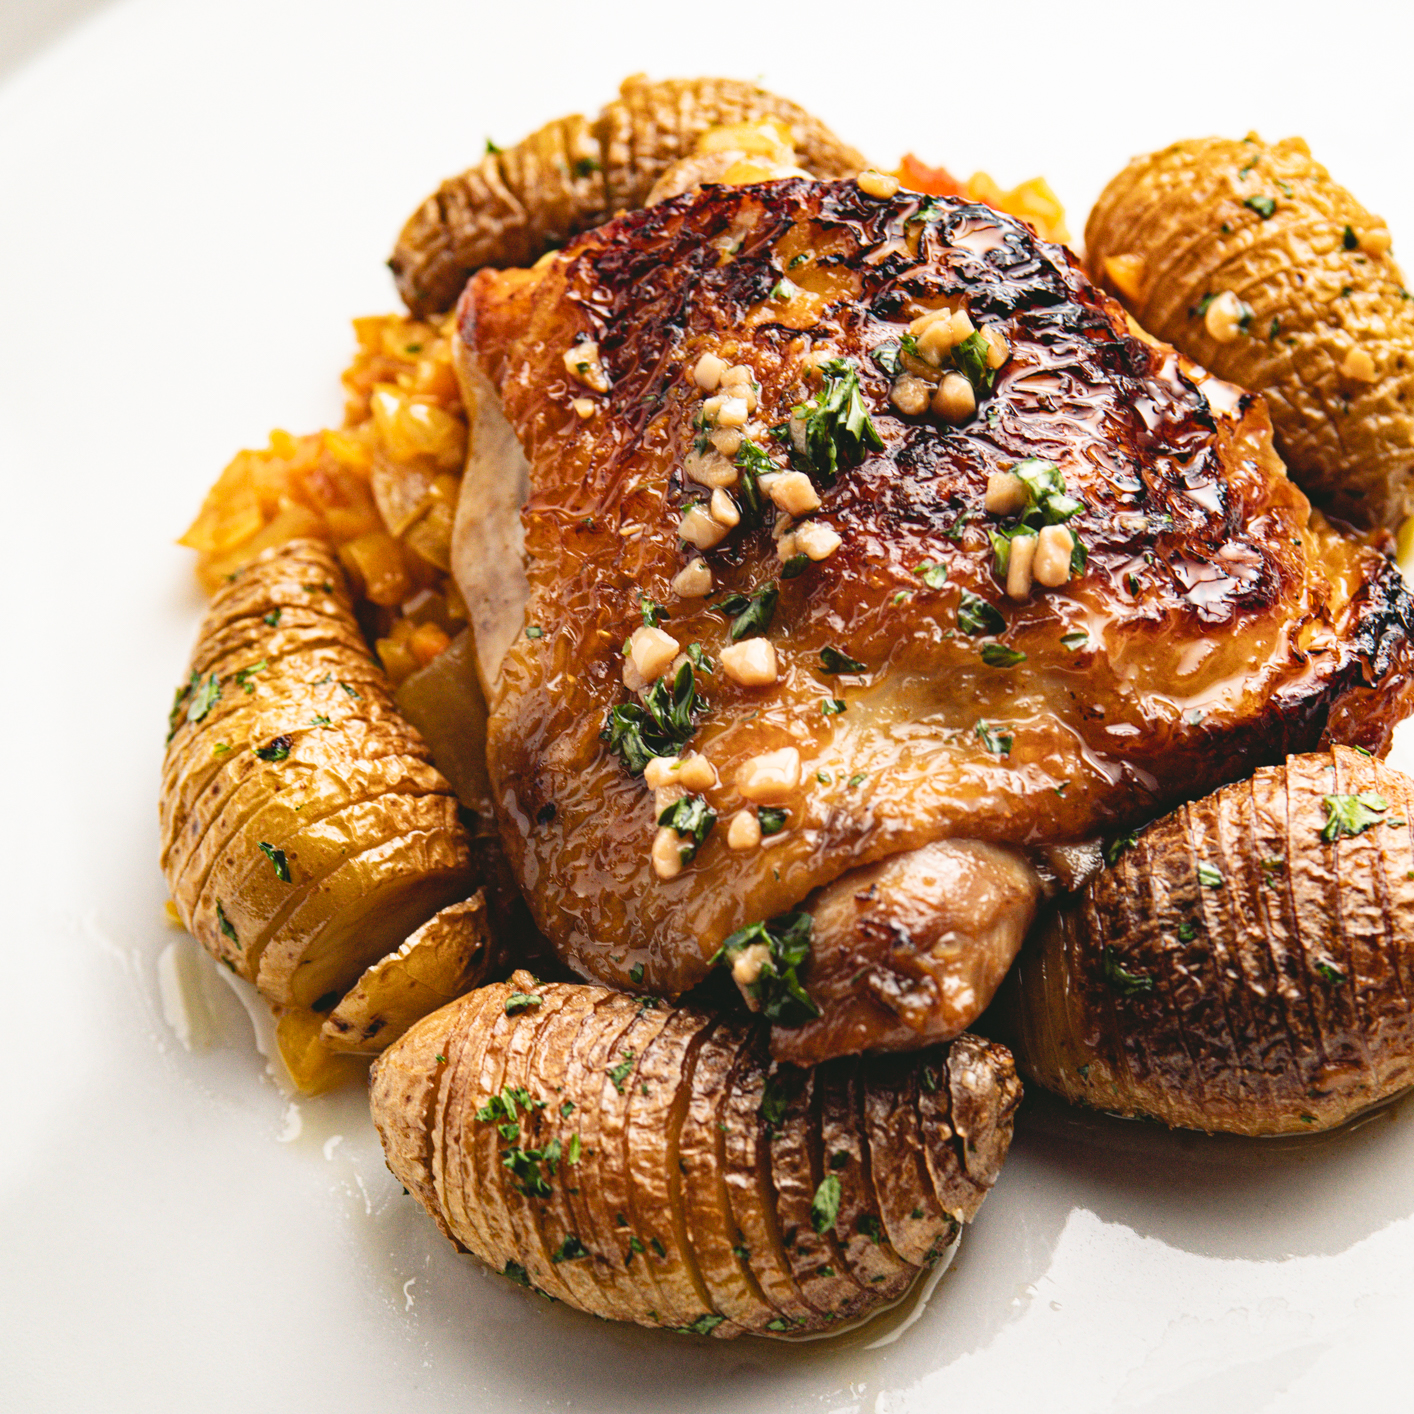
4, 2, 1414, 1410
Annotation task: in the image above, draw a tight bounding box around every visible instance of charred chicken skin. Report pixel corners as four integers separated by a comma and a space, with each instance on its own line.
455, 178, 1414, 1065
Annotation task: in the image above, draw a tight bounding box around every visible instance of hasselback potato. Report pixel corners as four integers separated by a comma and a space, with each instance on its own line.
1005, 747, 1414, 1135
390, 74, 866, 317
1086, 135, 1414, 528
370, 972, 1019, 1336
161, 539, 475, 1013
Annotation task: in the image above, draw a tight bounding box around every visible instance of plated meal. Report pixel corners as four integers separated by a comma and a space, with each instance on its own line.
161, 74, 1414, 1339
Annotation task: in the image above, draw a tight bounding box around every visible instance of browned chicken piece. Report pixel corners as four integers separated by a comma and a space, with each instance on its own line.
390, 75, 867, 317
454, 177, 1414, 1065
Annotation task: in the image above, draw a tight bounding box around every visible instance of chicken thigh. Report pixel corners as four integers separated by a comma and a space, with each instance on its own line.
453, 178, 1414, 1063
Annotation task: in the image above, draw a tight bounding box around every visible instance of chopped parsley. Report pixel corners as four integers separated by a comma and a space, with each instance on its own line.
658, 794, 718, 866
524, 625, 543, 639
212, 741, 231, 756
760, 1070, 798, 1130
1105, 833, 1137, 865
257, 841, 290, 882
1103, 946, 1155, 997
504, 992, 543, 1015
551, 1235, 588, 1263
602, 660, 701, 774
819, 645, 866, 674
1320, 792, 1389, 841
684, 643, 714, 674
872, 339, 902, 376
958, 591, 1007, 636
503, 1260, 530, 1287
770, 277, 800, 302
640, 595, 670, 628
254, 734, 293, 763
821, 697, 847, 715
187, 672, 221, 725
1060, 631, 1088, 650
1343, 224, 1359, 251
858, 1214, 883, 1245
980, 644, 1026, 668
1197, 862, 1225, 888
716, 583, 779, 641
847, 772, 867, 787
788, 358, 884, 485
810, 1174, 842, 1234
310, 714, 331, 727
1315, 961, 1346, 985
676, 1314, 726, 1336
1244, 195, 1277, 219
628, 963, 644, 986
216, 901, 239, 946
757, 806, 788, 836
608, 1048, 637, 1093
263, 608, 282, 628
710, 911, 819, 1024
233, 660, 267, 694
974, 721, 1012, 756
913, 559, 949, 589
780, 552, 810, 579
338, 680, 361, 699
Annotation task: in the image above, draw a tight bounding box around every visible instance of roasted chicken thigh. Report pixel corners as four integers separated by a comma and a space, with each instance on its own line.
453, 178, 1414, 1064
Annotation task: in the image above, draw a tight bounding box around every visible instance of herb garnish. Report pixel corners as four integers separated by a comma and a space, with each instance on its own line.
602, 661, 701, 774
1197, 863, 1225, 888
551, 1236, 588, 1263
716, 583, 779, 641
254, 734, 293, 763
810, 1174, 841, 1234
257, 841, 290, 882
657, 794, 718, 866
974, 721, 1012, 756
608, 1049, 637, 1093
1244, 195, 1277, 219
1320, 792, 1389, 841
710, 912, 819, 1024
789, 358, 884, 485
504, 992, 543, 1015
640, 596, 670, 628
233, 660, 267, 694
216, 901, 239, 946
957, 591, 1006, 636
263, 608, 282, 628
1103, 946, 1154, 997
819, 646, 866, 674
629, 963, 644, 986
758, 806, 788, 836
913, 559, 949, 589
821, 698, 846, 715
980, 644, 1026, 668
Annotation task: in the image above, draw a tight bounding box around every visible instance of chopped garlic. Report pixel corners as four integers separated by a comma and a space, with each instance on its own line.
985, 471, 1029, 516
765, 471, 821, 517
795, 521, 841, 561
1033, 524, 1075, 587
736, 747, 801, 803
726, 810, 762, 850
1341, 347, 1377, 382
683, 447, 739, 489
720, 638, 779, 687
858, 169, 900, 199
564, 339, 610, 393
571, 397, 597, 419
651, 827, 684, 880
730, 941, 772, 987
672, 558, 713, 597
693, 352, 726, 390
710, 487, 741, 527
1006, 532, 1038, 600
628, 625, 681, 682
679, 504, 729, 549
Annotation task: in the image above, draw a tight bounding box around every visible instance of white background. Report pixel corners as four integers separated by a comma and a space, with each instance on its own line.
3, 2, 1414, 1410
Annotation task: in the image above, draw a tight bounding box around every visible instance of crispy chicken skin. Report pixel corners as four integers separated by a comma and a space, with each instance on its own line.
457, 178, 1414, 1055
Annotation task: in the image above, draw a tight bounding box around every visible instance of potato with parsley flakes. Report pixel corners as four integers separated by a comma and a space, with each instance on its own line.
1003, 748, 1414, 1135
390, 74, 867, 318
161, 539, 476, 1014
1086, 134, 1414, 529
369, 972, 1019, 1336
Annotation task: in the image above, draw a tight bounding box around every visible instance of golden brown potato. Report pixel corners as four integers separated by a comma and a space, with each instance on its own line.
161, 540, 475, 1011
321, 892, 500, 1053
1004, 747, 1414, 1135
389, 75, 867, 317
1086, 135, 1414, 528
369, 972, 1019, 1336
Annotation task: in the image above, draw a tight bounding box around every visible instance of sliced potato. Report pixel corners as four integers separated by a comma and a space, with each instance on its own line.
1086, 134, 1414, 528
390, 74, 868, 318
1004, 747, 1414, 1134
275, 1006, 369, 1095
321, 892, 498, 1053
162, 540, 475, 1015
369, 973, 1020, 1337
